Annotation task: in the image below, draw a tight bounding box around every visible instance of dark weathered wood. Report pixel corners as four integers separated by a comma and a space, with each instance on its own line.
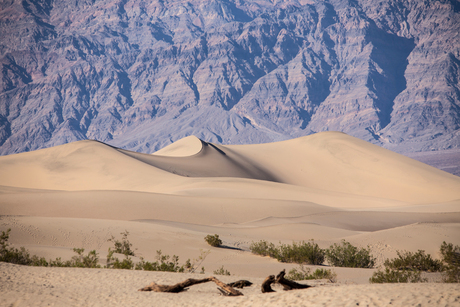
275, 269, 311, 291
261, 275, 276, 293
138, 277, 213, 293
138, 276, 243, 296
227, 280, 253, 289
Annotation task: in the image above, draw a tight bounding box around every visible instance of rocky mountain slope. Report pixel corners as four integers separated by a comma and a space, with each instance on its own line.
0, 0, 459, 156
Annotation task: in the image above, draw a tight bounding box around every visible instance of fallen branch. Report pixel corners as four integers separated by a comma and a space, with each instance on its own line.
211, 277, 244, 296
261, 275, 276, 293
227, 280, 253, 289
138, 276, 243, 296
138, 277, 213, 293
276, 269, 312, 291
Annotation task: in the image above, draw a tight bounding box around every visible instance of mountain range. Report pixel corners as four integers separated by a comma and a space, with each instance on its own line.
1, 0, 459, 157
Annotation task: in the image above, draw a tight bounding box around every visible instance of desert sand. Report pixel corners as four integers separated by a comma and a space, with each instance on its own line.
1, 131, 459, 306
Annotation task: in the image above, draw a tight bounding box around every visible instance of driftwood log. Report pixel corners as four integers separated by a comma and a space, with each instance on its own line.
261, 270, 312, 293
138, 277, 213, 293
275, 269, 312, 291
261, 275, 276, 293
227, 280, 253, 289
138, 277, 243, 296
211, 277, 244, 296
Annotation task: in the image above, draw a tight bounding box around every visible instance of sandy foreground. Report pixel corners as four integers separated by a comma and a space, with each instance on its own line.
1, 131, 460, 306
1, 262, 460, 307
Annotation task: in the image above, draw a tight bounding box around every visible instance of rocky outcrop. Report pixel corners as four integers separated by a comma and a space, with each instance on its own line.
0, 0, 459, 155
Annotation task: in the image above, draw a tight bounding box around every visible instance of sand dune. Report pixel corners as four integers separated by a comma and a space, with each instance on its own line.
1, 132, 459, 306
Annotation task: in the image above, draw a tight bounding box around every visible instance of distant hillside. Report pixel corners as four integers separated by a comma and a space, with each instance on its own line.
1, 0, 459, 157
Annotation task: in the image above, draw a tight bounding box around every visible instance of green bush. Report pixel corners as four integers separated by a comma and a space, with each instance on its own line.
248, 240, 277, 257
370, 267, 427, 283
204, 234, 222, 247
440, 241, 460, 283
249, 240, 325, 265
1, 228, 211, 274
325, 240, 375, 268
286, 265, 336, 282
370, 242, 460, 284
134, 250, 187, 272
383, 250, 443, 272
440, 241, 460, 267
213, 265, 231, 276
106, 248, 134, 270
1, 228, 47, 266
69, 248, 101, 268
1, 229, 101, 268
108, 231, 135, 256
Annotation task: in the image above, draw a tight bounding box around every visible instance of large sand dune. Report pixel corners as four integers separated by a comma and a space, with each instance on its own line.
1, 132, 459, 306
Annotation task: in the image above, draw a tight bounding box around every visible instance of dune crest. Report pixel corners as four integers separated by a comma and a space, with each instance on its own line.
152, 135, 204, 157
0, 132, 459, 206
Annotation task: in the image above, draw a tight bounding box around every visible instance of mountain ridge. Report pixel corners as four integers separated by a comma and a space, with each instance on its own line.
0, 0, 459, 157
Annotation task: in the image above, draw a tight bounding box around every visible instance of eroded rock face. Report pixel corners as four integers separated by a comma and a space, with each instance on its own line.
0, 0, 459, 155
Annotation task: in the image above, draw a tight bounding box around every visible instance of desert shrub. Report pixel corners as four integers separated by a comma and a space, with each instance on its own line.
277, 241, 325, 265
48, 257, 71, 267
48, 249, 100, 268
370, 243, 456, 284
1, 228, 211, 273
440, 241, 460, 283
250, 240, 325, 265
325, 240, 375, 268
370, 267, 427, 283
183, 249, 210, 274
154, 250, 184, 272
249, 240, 278, 257
440, 241, 460, 267
384, 250, 443, 272
1, 228, 49, 266
134, 250, 188, 272
1, 229, 101, 268
70, 248, 101, 268
213, 265, 231, 276
286, 265, 336, 282
204, 234, 222, 247
108, 231, 135, 256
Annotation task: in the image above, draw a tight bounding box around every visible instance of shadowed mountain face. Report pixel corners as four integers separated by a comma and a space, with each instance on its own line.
0, 0, 459, 156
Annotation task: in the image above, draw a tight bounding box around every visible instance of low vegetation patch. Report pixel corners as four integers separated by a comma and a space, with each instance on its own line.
370, 242, 460, 283
0, 228, 209, 273
286, 265, 336, 282
249, 240, 325, 265
325, 240, 375, 268
1, 228, 47, 266
440, 241, 460, 283
370, 267, 427, 283
108, 230, 136, 256
1, 228, 100, 268
213, 265, 231, 276
204, 234, 222, 247
383, 250, 443, 272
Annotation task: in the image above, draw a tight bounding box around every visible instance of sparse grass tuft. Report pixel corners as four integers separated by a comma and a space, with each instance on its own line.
213, 265, 231, 276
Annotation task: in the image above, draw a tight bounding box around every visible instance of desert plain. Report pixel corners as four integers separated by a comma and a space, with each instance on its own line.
1, 131, 460, 306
